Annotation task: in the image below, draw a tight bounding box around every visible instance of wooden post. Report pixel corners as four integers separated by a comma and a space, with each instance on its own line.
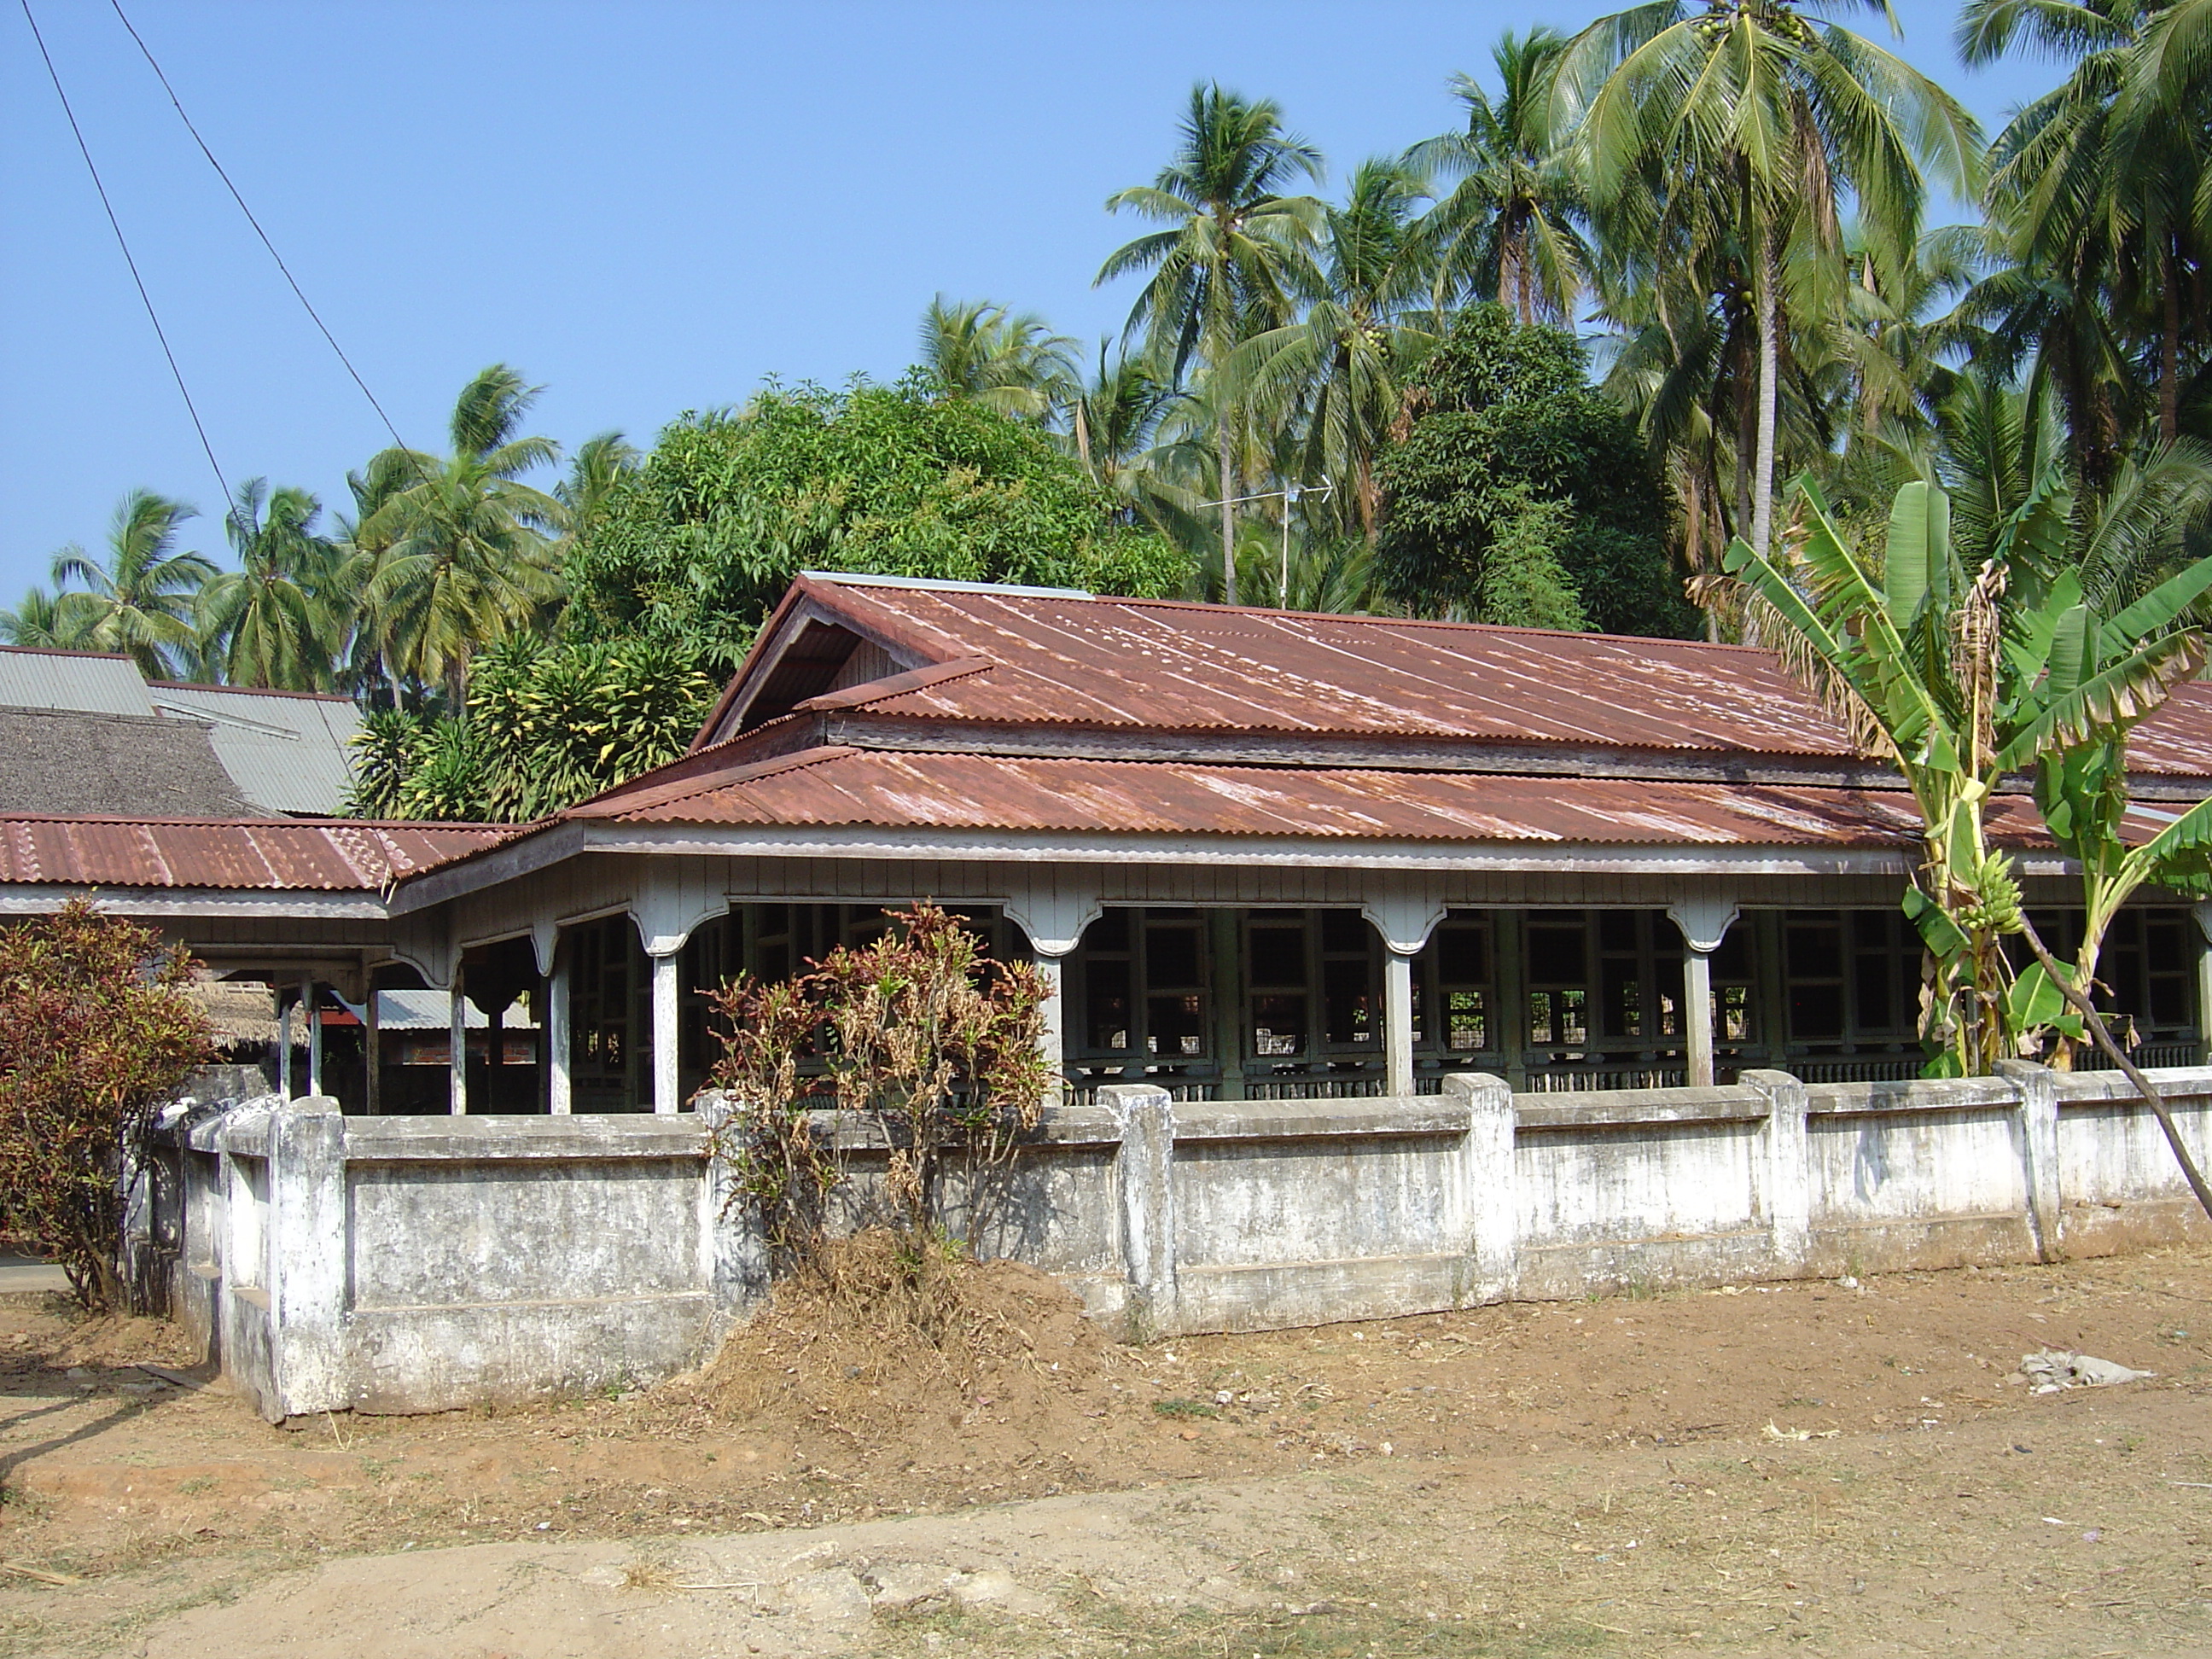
1208, 909, 1245, 1101
1496, 911, 1528, 1091
299, 975, 322, 1098
364, 989, 381, 1115
1033, 951, 1068, 1103
2195, 903, 2212, 1066
276, 989, 294, 1102
448, 968, 468, 1115
650, 950, 681, 1114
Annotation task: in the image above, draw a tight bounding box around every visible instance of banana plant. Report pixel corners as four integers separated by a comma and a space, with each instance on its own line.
1994, 483, 2212, 1057
1724, 478, 2027, 1075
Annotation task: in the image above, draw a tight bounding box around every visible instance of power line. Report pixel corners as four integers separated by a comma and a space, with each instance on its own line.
106, 0, 412, 457
20, 0, 234, 515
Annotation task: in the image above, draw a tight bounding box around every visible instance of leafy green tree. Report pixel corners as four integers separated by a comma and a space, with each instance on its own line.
195, 479, 346, 690
46, 490, 215, 677
1410, 27, 1589, 325
352, 364, 565, 707
0, 587, 74, 650
566, 379, 1189, 652
1098, 84, 1325, 602
917, 297, 1080, 420
1375, 305, 1697, 635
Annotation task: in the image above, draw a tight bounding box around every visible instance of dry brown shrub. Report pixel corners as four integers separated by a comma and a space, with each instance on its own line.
680, 1227, 1116, 1447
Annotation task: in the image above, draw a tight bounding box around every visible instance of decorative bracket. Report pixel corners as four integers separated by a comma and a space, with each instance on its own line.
1668, 894, 1742, 956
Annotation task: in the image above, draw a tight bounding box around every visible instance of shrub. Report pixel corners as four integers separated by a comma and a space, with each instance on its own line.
0, 899, 210, 1310
705, 903, 1051, 1273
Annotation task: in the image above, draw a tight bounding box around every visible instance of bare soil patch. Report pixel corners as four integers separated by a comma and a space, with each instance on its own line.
0, 1249, 2204, 1655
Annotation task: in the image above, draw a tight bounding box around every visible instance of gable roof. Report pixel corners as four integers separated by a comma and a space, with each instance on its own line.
697, 575, 1862, 760
0, 812, 509, 891
0, 644, 158, 718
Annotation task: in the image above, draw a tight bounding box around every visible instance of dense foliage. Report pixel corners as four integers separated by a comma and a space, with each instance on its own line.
0, 899, 210, 1311
564, 381, 1190, 654
1376, 306, 1696, 634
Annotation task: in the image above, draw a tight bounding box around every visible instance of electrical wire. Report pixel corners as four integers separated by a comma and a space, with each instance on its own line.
20, 0, 234, 513
104, 0, 413, 457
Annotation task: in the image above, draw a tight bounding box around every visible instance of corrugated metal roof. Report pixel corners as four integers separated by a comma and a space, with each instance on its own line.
0, 815, 510, 891
148, 684, 362, 815
0, 646, 157, 718
574, 743, 2059, 851
719, 578, 2212, 779
742, 579, 1863, 756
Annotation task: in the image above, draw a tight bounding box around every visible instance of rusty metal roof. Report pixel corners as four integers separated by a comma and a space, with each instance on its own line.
707, 578, 2212, 779
0, 815, 511, 891
573, 743, 2064, 850
736, 579, 1863, 755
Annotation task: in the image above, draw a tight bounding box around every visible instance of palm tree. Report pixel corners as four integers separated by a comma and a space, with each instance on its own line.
195, 479, 346, 691
0, 587, 79, 650
1555, 2, 1981, 562
1410, 28, 1589, 326
352, 365, 564, 707
1963, 1, 2206, 462
917, 298, 1080, 420
1223, 159, 1441, 538
46, 489, 215, 677
1097, 84, 1325, 603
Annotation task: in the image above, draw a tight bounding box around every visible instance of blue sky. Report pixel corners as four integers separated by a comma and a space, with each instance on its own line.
0, 1, 2058, 597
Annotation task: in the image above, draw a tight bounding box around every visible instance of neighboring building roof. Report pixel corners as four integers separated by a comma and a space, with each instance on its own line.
0, 708, 257, 818
0, 645, 362, 816
147, 683, 364, 816
0, 644, 159, 717
0, 813, 509, 891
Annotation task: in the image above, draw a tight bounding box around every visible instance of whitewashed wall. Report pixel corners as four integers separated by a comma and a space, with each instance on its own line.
134, 1064, 2212, 1417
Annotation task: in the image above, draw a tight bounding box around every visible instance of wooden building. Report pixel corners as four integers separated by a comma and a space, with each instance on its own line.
3, 573, 2209, 1110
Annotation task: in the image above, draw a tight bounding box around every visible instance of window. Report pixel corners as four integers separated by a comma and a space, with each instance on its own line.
1070, 908, 1211, 1083
569, 914, 645, 1112
1417, 915, 1495, 1060
1782, 909, 1919, 1051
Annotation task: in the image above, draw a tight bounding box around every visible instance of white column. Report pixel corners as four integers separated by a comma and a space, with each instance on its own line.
448, 971, 469, 1115
650, 949, 681, 1114
1668, 897, 1742, 1090
1383, 947, 1417, 1097
1683, 948, 1715, 1089
300, 975, 323, 1098
2195, 903, 2212, 1066
1033, 951, 1069, 1104
546, 942, 572, 1115
1360, 893, 1447, 1101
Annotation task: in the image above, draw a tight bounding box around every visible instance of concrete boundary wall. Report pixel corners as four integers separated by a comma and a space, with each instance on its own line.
133, 1065, 2212, 1418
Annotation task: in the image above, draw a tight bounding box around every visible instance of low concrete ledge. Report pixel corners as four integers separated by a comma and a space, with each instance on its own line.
1805, 1077, 2017, 1116
340, 1115, 710, 1162
1170, 1097, 1469, 1142
2051, 1066, 2212, 1106
1514, 1086, 1766, 1130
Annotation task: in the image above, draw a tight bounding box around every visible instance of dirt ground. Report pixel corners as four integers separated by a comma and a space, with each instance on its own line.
2, 1246, 2211, 1656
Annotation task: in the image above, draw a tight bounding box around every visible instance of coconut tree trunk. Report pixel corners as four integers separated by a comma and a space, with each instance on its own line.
1219, 414, 1239, 605
2163, 241, 2183, 448
1749, 223, 1782, 562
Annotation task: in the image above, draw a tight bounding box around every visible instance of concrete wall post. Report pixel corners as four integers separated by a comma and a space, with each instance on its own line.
1740, 1068, 1812, 1271
695, 1093, 768, 1313
266, 1097, 347, 1421
1995, 1059, 2063, 1263
1101, 1082, 1176, 1335
1444, 1072, 1516, 1301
